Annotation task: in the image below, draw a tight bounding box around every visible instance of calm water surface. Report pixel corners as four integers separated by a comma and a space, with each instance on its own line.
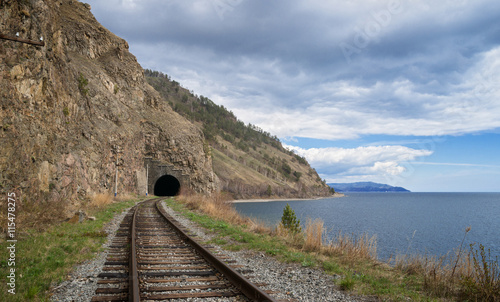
233, 193, 500, 260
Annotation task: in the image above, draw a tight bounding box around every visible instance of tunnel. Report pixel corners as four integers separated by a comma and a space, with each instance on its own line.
154, 174, 181, 196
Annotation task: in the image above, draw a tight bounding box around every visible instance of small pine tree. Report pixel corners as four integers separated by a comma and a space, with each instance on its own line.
281, 203, 301, 233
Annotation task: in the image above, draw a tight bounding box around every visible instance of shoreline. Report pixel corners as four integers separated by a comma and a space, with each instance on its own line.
231, 192, 345, 203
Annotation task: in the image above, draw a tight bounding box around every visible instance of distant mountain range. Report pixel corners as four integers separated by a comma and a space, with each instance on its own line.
328, 182, 410, 193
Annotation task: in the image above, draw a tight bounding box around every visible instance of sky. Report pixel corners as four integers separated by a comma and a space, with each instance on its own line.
82, 0, 500, 192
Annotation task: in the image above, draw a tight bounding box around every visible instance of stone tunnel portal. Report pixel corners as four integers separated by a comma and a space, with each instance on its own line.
154, 174, 181, 196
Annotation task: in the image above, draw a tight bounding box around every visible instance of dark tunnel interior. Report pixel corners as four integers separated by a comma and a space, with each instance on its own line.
154, 174, 181, 196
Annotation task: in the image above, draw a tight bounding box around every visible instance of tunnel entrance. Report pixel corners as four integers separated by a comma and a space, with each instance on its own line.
154, 174, 181, 196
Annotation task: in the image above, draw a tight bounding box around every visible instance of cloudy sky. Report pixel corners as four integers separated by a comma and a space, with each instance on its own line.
83, 0, 500, 192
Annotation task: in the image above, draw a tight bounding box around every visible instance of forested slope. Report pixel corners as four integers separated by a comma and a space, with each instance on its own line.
146, 70, 333, 199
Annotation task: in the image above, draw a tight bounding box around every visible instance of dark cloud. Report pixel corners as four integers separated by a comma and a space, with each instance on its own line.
83, 0, 500, 140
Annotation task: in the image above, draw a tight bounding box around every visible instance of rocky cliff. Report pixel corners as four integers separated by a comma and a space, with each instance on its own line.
0, 0, 218, 219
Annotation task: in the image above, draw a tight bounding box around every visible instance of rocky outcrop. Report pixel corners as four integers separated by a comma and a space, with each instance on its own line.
0, 0, 218, 213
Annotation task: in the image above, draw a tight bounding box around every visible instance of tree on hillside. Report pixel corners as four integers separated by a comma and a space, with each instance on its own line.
266, 184, 272, 196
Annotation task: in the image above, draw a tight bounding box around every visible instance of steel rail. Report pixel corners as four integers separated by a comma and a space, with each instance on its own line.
129, 205, 140, 302
155, 200, 276, 302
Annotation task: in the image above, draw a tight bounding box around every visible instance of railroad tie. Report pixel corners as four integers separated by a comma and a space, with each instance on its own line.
91, 199, 277, 301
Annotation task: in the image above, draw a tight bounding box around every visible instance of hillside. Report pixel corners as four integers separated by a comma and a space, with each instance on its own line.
0, 0, 217, 225
0, 0, 331, 231
146, 70, 332, 199
328, 182, 410, 193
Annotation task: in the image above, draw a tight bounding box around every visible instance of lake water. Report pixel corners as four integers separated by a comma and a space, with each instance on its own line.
233, 193, 500, 261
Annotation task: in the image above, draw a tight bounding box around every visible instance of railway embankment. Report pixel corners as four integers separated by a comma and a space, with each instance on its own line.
48, 197, 364, 302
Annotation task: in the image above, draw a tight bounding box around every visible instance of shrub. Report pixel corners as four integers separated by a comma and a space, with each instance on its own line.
78, 73, 89, 96
281, 162, 291, 177
266, 185, 272, 196
340, 277, 355, 291
280, 203, 301, 234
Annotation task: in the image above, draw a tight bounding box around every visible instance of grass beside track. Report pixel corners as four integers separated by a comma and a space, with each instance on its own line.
166, 195, 500, 301
163, 197, 437, 301
0, 197, 140, 302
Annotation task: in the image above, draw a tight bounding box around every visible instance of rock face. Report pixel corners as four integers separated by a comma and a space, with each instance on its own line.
0, 0, 218, 211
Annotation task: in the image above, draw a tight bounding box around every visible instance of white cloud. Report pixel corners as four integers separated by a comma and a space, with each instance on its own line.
413, 162, 500, 168
284, 144, 433, 181
118, 0, 138, 10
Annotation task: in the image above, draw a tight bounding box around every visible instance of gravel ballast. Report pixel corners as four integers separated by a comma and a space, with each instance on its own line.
51, 200, 371, 302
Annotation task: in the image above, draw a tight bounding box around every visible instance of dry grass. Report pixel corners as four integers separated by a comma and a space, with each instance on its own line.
89, 193, 115, 209
395, 253, 453, 297
304, 218, 324, 252
178, 192, 272, 235
274, 222, 289, 237
179, 192, 248, 225
276, 215, 378, 265
393, 229, 500, 301
299, 217, 377, 262
274, 222, 304, 247
0, 189, 133, 233
395, 251, 468, 297
247, 218, 272, 234
298, 219, 498, 300
113, 193, 137, 202
325, 231, 378, 262
0, 190, 69, 232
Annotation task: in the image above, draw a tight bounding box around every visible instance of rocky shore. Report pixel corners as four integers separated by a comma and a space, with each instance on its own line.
51, 199, 368, 302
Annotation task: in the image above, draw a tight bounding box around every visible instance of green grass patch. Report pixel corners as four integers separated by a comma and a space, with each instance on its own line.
0, 198, 140, 301
322, 260, 343, 275
226, 244, 244, 252
340, 276, 356, 291
208, 238, 228, 246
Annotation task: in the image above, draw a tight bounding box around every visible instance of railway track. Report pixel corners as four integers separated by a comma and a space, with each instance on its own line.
92, 199, 277, 301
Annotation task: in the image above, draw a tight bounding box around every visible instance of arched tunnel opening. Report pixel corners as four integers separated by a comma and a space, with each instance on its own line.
154, 174, 181, 196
